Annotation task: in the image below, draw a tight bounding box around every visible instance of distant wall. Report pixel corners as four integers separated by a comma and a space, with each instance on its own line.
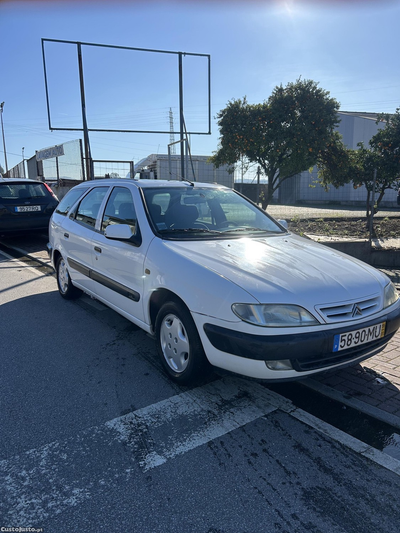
276, 113, 397, 207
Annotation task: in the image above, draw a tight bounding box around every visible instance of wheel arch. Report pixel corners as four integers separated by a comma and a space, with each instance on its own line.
52, 248, 62, 270
148, 288, 190, 333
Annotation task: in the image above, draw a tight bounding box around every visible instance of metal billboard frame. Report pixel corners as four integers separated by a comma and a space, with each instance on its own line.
41, 39, 211, 180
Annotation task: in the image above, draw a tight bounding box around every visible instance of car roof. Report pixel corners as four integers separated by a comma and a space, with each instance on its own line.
0, 178, 45, 184
76, 179, 230, 190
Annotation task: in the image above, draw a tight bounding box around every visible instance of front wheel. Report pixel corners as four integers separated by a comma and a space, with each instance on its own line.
56, 256, 82, 300
155, 301, 210, 385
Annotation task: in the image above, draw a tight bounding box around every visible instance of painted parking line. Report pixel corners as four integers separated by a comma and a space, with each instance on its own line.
106, 377, 283, 471
0, 377, 282, 525
2, 376, 400, 526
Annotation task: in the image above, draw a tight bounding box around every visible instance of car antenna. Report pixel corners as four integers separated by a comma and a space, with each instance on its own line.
181, 178, 194, 186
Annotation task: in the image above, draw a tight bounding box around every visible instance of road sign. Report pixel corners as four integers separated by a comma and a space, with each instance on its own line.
36, 144, 64, 161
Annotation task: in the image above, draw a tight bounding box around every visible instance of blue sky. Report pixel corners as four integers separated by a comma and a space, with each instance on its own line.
1, 0, 400, 171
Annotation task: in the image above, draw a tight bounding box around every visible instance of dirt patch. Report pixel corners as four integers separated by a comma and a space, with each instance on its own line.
288, 216, 400, 240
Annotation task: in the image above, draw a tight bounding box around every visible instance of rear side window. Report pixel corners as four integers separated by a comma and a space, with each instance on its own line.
55, 187, 89, 216
0, 182, 50, 200
75, 187, 108, 229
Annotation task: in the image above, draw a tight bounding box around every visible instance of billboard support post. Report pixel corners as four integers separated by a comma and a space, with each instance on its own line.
77, 43, 93, 180
179, 53, 185, 180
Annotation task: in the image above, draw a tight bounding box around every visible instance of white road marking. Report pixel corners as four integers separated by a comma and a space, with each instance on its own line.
2, 376, 400, 526
0, 377, 281, 525
290, 407, 400, 476
106, 377, 281, 471
0, 250, 51, 278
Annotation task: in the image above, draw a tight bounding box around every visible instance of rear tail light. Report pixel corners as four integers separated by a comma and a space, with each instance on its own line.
44, 183, 59, 201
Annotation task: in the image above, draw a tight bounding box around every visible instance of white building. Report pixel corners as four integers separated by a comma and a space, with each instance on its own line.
133, 154, 234, 188
277, 111, 398, 207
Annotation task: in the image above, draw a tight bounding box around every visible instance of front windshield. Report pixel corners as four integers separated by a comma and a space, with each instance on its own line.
142, 186, 285, 238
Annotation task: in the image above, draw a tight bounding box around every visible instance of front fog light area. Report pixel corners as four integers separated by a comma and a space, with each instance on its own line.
265, 359, 293, 371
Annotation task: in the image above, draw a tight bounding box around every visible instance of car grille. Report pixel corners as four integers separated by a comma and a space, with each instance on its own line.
315, 296, 380, 324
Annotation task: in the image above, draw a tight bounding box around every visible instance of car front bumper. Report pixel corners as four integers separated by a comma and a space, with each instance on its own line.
199, 304, 400, 380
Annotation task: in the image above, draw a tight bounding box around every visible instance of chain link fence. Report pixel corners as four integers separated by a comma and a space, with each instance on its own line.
25, 139, 85, 184
93, 160, 134, 180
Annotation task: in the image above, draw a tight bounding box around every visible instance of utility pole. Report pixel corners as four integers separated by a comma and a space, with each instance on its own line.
169, 108, 176, 155
0, 102, 8, 173
22, 147, 26, 178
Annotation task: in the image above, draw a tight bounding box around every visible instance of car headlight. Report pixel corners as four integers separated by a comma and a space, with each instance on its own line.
384, 282, 399, 309
232, 303, 320, 327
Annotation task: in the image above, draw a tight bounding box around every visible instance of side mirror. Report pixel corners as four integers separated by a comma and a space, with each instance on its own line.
105, 223, 142, 246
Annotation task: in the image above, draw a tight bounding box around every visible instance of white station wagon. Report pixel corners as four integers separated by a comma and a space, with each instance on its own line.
48, 179, 400, 384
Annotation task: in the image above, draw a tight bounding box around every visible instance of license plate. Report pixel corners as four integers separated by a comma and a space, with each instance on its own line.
333, 322, 386, 352
15, 206, 41, 212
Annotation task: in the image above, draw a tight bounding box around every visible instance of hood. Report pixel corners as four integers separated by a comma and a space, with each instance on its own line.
164, 234, 386, 306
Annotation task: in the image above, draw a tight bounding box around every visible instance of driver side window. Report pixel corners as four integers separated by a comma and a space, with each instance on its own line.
101, 187, 137, 234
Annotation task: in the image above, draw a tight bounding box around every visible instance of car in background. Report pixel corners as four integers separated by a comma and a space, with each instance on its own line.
0, 178, 58, 235
48, 178, 400, 385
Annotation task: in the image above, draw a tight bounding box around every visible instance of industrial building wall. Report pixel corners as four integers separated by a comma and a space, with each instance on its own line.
156, 156, 234, 187
278, 113, 397, 207
296, 168, 397, 206
340, 113, 385, 149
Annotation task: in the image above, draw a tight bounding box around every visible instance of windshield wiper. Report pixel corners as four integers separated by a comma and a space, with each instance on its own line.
159, 228, 221, 234
219, 227, 278, 233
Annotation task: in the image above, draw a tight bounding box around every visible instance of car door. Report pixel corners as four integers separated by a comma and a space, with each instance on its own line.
90, 185, 147, 324
60, 186, 109, 294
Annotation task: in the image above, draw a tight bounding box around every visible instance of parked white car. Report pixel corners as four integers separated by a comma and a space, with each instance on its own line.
48, 178, 400, 384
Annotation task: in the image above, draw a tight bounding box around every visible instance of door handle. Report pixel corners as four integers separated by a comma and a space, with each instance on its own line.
94, 246, 102, 253
64, 233, 69, 239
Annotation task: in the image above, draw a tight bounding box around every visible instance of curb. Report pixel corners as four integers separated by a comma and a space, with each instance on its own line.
304, 377, 400, 431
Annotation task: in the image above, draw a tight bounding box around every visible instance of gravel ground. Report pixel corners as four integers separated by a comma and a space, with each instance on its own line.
267, 204, 400, 220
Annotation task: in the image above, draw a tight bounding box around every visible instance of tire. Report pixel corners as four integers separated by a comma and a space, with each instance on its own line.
155, 301, 210, 385
56, 256, 82, 300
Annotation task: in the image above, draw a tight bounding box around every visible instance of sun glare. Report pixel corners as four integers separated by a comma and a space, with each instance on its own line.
284, 1, 295, 16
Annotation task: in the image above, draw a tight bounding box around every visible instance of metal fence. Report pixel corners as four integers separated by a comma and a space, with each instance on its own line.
93, 160, 134, 180
27, 139, 85, 183
5, 160, 26, 178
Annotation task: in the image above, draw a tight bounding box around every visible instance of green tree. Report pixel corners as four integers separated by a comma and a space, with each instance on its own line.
370, 108, 400, 186
210, 78, 340, 207
317, 108, 400, 221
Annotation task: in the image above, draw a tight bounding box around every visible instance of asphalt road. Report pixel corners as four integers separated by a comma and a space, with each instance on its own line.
1, 245, 400, 533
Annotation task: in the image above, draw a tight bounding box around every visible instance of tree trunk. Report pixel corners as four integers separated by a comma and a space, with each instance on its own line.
365, 190, 371, 226
375, 187, 387, 215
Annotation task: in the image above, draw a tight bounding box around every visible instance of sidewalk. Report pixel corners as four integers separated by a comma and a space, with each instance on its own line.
307, 331, 400, 429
